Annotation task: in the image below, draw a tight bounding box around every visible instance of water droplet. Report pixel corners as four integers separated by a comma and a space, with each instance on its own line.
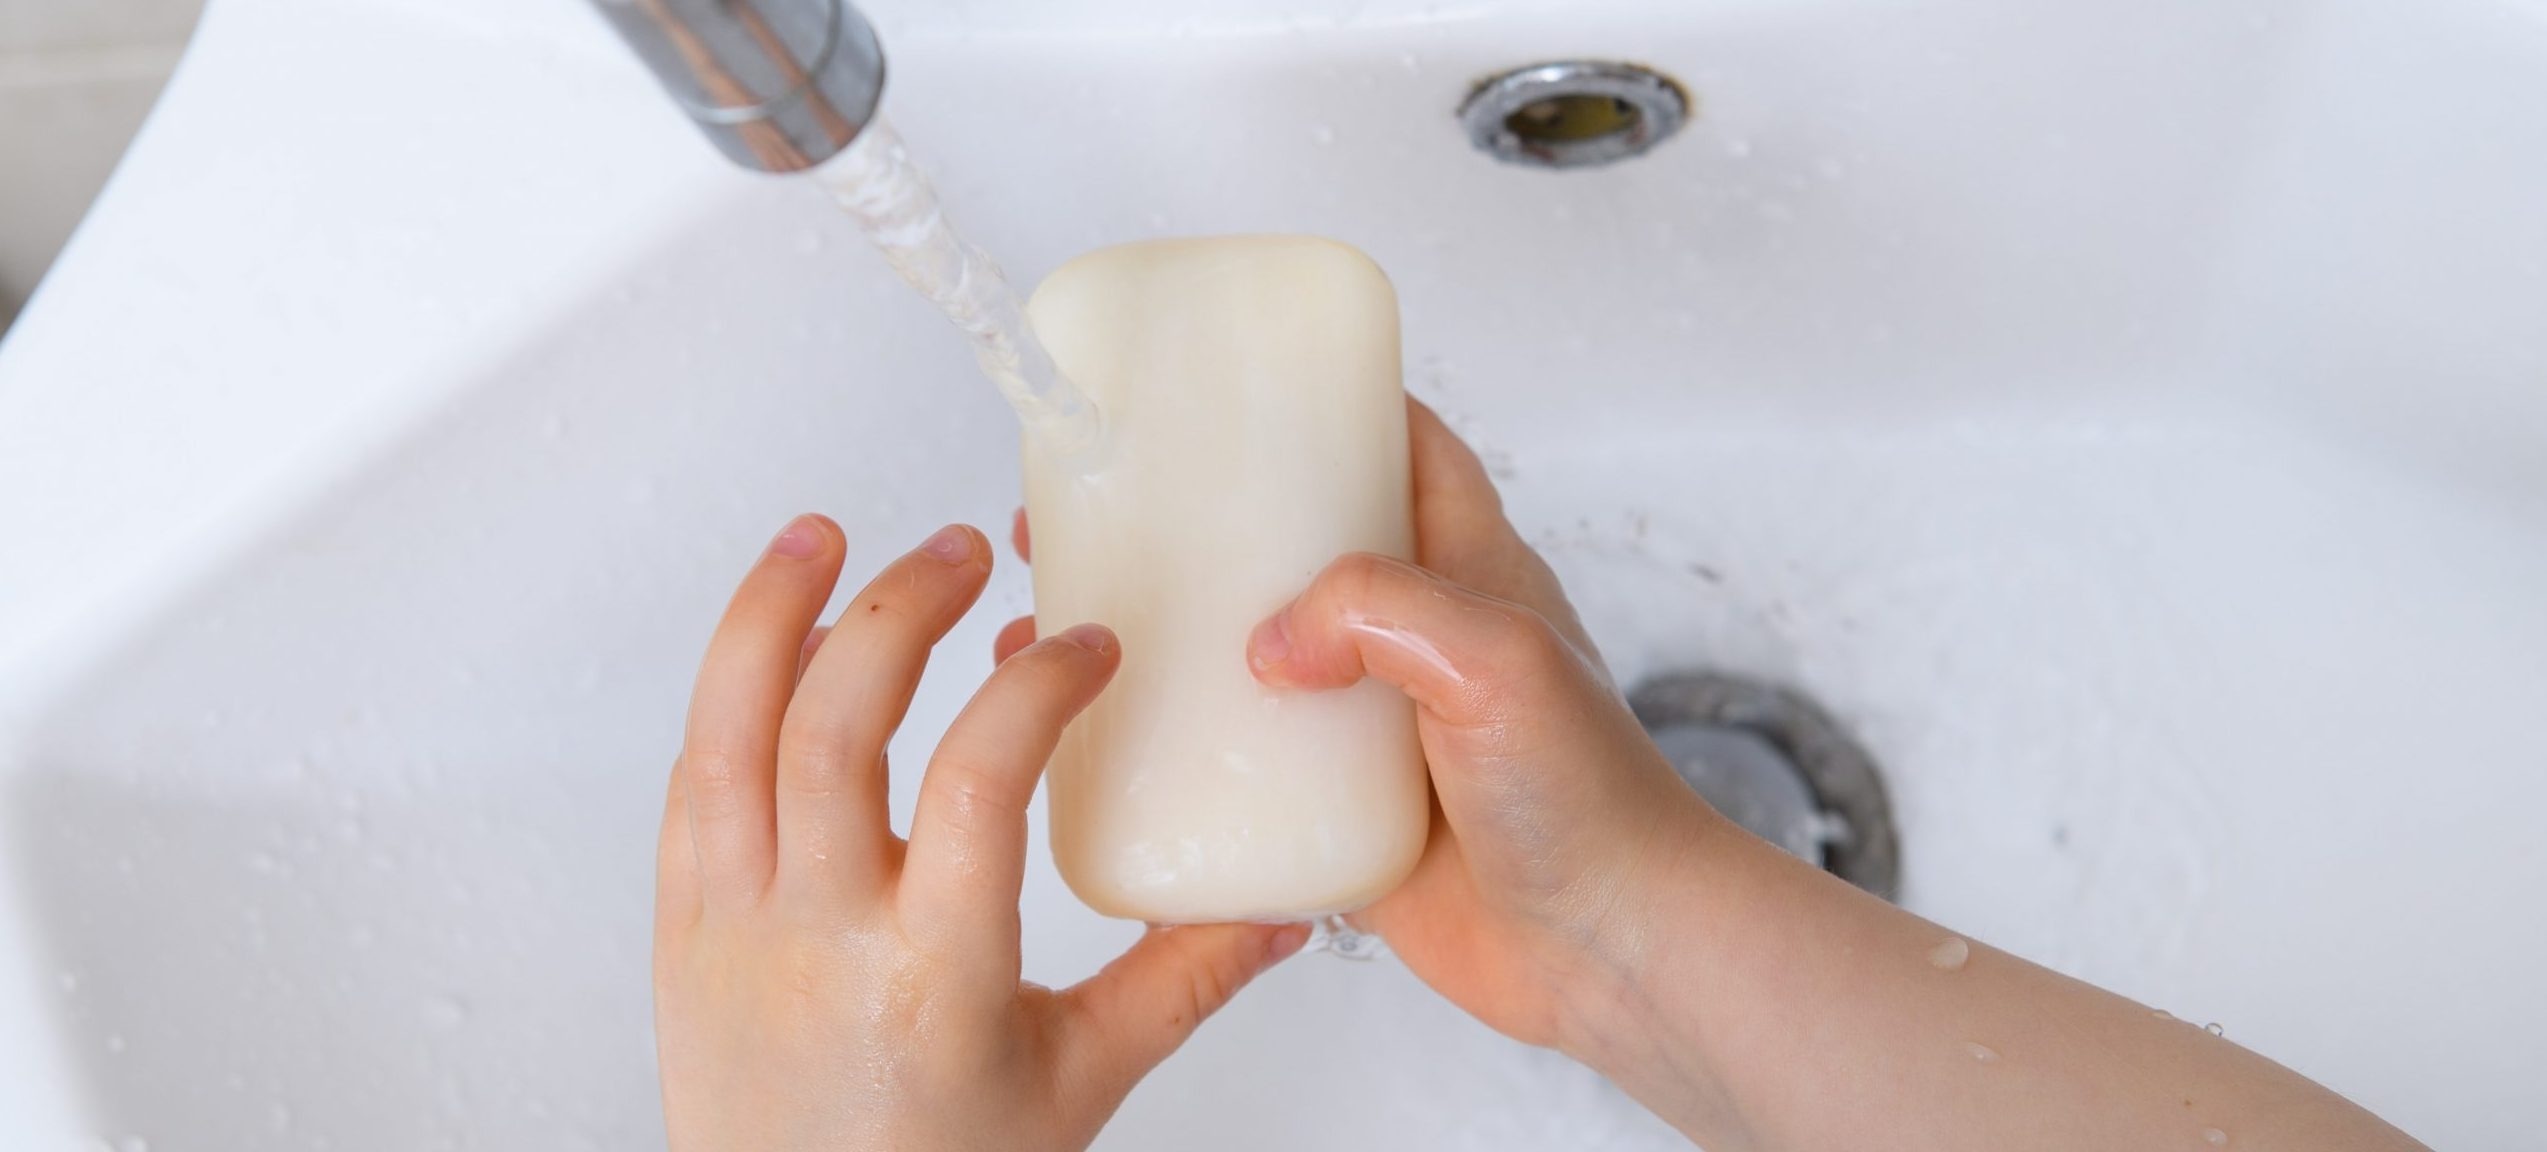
2204, 1127, 2229, 1146
539, 414, 568, 441
1928, 937, 1971, 971
1722, 135, 1754, 159
1310, 124, 1336, 146
1962, 1041, 2000, 1063
57, 971, 78, 993
1314, 914, 1385, 961
267, 1102, 294, 1133
104, 1034, 126, 1055
1396, 50, 1421, 74
2152, 1008, 2173, 1020
2205, 1022, 2225, 1037
1145, 211, 1172, 231
795, 229, 826, 255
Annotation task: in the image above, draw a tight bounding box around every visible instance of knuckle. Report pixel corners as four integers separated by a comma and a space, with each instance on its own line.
1514, 609, 1573, 663
679, 751, 755, 815
1003, 638, 1102, 698
1323, 551, 1401, 600
1009, 636, 1074, 670
1177, 942, 1241, 1021
1478, 607, 1571, 676
777, 698, 875, 760
923, 757, 1014, 828
775, 741, 872, 798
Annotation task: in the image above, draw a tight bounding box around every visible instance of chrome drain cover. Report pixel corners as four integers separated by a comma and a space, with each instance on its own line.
1459, 60, 1690, 169
1631, 672, 1902, 901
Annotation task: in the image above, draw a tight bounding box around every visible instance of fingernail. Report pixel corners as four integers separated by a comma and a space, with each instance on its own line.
1247, 605, 1294, 673
769, 515, 825, 559
1056, 623, 1116, 655
1267, 923, 1312, 964
920, 524, 973, 564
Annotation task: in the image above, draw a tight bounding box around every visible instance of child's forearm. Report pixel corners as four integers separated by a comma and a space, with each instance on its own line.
1561, 816, 2429, 1152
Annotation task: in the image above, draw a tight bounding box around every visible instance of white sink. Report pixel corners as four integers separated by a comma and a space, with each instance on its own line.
2, 0, 2542, 1147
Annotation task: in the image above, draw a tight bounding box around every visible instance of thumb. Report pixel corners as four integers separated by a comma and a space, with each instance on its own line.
1058, 921, 1311, 1098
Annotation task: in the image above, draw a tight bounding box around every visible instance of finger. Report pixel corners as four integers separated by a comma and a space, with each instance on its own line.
656, 757, 702, 927
680, 514, 844, 907
1406, 396, 1513, 562
1058, 922, 1309, 1102
776, 524, 992, 895
992, 615, 1037, 664
1246, 552, 1583, 726
1406, 397, 1596, 656
797, 626, 831, 681
901, 624, 1119, 958
1010, 507, 1031, 562
1248, 554, 1676, 851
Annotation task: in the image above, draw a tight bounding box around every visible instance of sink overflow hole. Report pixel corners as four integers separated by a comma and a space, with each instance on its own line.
1461, 60, 1691, 169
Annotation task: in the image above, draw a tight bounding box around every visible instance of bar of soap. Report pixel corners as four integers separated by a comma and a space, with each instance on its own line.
1022, 236, 1430, 923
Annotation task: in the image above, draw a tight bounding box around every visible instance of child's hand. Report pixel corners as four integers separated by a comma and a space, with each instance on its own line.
654, 516, 1308, 1152
992, 400, 1702, 1054
1241, 402, 1717, 1055
1235, 404, 2428, 1152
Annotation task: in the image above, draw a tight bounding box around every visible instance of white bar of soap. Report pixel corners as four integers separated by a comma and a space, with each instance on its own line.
1023, 235, 1430, 923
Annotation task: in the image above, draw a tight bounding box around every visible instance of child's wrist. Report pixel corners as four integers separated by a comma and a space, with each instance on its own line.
1553, 807, 1771, 1150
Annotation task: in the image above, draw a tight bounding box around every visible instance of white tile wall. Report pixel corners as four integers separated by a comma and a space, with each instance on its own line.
0, 0, 204, 331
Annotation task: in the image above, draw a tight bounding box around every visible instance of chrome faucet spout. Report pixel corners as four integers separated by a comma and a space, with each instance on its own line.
593, 0, 885, 172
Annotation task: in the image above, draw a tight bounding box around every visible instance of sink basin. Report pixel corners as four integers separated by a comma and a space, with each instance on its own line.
2, 0, 2542, 1147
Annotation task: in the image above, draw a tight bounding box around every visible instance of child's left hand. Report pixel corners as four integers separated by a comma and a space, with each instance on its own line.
653, 515, 1310, 1152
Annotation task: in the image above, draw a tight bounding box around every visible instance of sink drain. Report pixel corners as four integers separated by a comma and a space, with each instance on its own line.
1459, 60, 1690, 169
1630, 672, 1901, 900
